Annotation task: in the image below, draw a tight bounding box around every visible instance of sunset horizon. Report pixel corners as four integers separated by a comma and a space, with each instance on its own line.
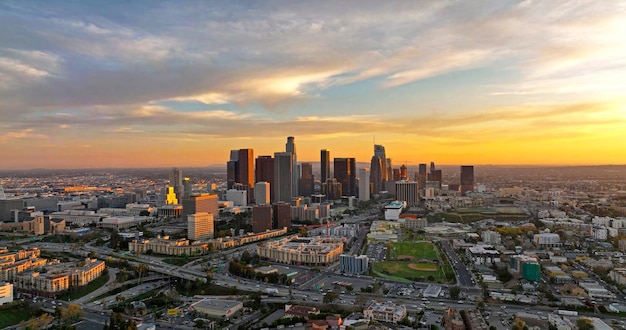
1, 1, 624, 170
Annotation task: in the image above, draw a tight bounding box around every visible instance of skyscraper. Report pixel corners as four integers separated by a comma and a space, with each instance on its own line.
182, 193, 219, 219
299, 162, 314, 197
460, 165, 475, 194
374, 145, 388, 182
255, 155, 274, 201
334, 158, 356, 197
286, 136, 298, 198
418, 163, 427, 189
168, 168, 184, 200
187, 212, 214, 240
252, 205, 273, 233
395, 181, 419, 207
359, 168, 370, 201
237, 149, 254, 186
273, 202, 291, 229
370, 155, 384, 195
320, 149, 330, 183
274, 152, 293, 203
254, 182, 270, 205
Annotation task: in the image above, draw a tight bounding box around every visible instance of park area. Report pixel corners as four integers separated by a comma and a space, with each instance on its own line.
372, 241, 453, 283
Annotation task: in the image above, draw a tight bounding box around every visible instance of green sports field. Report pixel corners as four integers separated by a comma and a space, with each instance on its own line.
372, 241, 451, 283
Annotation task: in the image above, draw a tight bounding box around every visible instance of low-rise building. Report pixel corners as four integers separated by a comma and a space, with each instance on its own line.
129, 236, 209, 256
363, 300, 406, 324
0, 282, 13, 305
190, 299, 243, 318
257, 236, 344, 266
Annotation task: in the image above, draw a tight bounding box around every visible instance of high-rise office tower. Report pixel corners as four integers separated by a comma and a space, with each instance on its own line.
285, 136, 298, 198
255, 155, 274, 201
182, 193, 219, 219
359, 168, 371, 201
320, 149, 330, 183
374, 145, 388, 182
418, 163, 427, 189
299, 162, 314, 197
322, 178, 342, 201
237, 148, 254, 202
393, 168, 401, 182
227, 151, 239, 189
252, 205, 273, 233
169, 168, 184, 200
273, 202, 291, 229
430, 169, 442, 189
386, 158, 393, 183
395, 181, 419, 207
183, 177, 192, 197
274, 152, 293, 203
254, 182, 270, 205
334, 158, 356, 197
460, 165, 475, 194
430, 161, 436, 173
187, 212, 214, 240
370, 155, 384, 195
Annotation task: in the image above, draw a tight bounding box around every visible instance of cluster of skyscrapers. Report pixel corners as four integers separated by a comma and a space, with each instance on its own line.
223, 137, 475, 216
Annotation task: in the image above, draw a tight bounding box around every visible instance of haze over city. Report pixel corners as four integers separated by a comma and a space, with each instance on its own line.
1, 1, 625, 169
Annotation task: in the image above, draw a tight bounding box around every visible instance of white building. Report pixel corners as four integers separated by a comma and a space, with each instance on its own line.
467, 244, 501, 265
254, 182, 270, 205
226, 189, 247, 206
592, 226, 608, 241
534, 232, 561, 248
384, 201, 405, 220
481, 230, 502, 244
359, 168, 370, 202
340, 254, 369, 274
188, 212, 214, 240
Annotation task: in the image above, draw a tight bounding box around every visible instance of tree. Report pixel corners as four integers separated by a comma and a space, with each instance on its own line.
323, 291, 339, 304
576, 318, 594, 330
511, 317, 525, 330
449, 286, 461, 300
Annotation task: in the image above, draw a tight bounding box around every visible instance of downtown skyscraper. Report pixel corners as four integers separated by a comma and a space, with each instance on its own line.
370, 144, 388, 195
460, 165, 475, 194
286, 136, 298, 198
334, 157, 356, 197
320, 149, 330, 184
226, 148, 254, 202
274, 152, 293, 203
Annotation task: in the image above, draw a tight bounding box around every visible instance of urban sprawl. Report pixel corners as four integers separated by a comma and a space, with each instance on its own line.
1, 137, 626, 330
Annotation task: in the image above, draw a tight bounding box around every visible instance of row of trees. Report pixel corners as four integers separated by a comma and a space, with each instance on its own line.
228, 259, 291, 285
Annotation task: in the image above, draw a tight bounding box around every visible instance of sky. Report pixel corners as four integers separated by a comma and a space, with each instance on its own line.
1, 1, 625, 169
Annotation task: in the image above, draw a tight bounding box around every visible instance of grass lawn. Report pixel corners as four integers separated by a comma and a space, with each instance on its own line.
163, 256, 202, 266
388, 242, 438, 261
0, 302, 40, 328
374, 241, 449, 282
59, 270, 109, 301
372, 261, 446, 282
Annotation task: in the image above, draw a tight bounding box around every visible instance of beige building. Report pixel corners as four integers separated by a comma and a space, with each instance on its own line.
188, 212, 214, 240
13, 258, 104, 297
129, 236, 209, 256
22, 216, 45, 235
404, 218, 427, 230
363, 300, 406, 324
256, 236, 344, 266
0, 281, 13, 305
190, 298, 243, 318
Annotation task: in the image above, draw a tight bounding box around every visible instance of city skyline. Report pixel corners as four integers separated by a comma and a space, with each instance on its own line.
1, 1, 625, 169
